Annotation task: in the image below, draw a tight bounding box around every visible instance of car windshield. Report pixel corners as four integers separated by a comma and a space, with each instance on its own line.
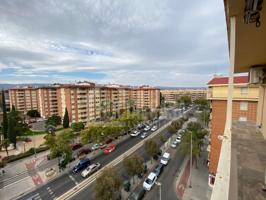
145, 178, 153, 184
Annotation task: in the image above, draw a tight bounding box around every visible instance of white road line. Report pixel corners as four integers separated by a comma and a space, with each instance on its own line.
68, 175, 78, 185
3, 176, 30, 189
26, 193, 42, 200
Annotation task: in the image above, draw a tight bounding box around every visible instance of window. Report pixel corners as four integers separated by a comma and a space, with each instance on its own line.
240, 87, 248, 95
239, 117, 247, 122
240, 102, 248, 111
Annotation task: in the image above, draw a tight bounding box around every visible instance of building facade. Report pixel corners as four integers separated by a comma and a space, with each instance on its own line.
9, 87, 39, 113
207, 75, 259, 186
161, 88, 206, 104
8, 82, 160, 124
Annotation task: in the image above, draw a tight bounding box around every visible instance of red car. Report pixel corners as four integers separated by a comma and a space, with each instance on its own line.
103, 144, 116, 154
72, 143, 83, 150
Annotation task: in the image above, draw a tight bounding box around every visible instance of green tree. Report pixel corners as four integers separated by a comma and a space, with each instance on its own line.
63, 108, 69, 128
199, 110, 210, 127
71, 122, 85, 132
46, 115, 61, 127
1, 90, 8, 139
180, 122, 208, 168
26, 109, 40, 118
194, 98, 209, 110
160, 92, 165, 107
45, 129, 74, 168
95, 167, 122, 200
123, 154, 144, 183
80, 123, 105, 144
7, 109, 28, 149
144, 139, 159, 163
167, 119, 183, 134
179, 96, 192, 107
1, 139, 10, 156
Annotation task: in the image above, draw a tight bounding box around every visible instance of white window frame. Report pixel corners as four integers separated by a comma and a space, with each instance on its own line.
239, 116, 247, 122
240, 87, 248, 95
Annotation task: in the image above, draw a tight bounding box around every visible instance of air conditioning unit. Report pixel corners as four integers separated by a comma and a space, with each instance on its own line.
249, 66, 266, 84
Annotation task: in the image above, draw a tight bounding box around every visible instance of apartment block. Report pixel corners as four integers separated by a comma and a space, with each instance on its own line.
8, 82, 160, 124
207, 75, 259, 186
161, 88, 206, 104
9, 87, 39, 113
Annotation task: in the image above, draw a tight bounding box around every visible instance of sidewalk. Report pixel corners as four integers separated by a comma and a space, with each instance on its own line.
176, 139, 212, 200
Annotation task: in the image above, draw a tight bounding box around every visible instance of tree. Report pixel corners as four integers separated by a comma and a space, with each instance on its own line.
179, 96, 192, 107
160, 92, 165, 107
63, 108, 69, 128
46, 115, 61, 127
26, 110, 40, 118
1, 90, 8, 139
123, 154, 144, 183
180, 122, 208, 168
199, 110, 210, 127
144, 139, 159, 163
1, 139, 10, 156
45, 129, 74, 168
95, 167, 122, 200
7, 109, 28, 149
194, 98, 209, 110
167, 119, 183, 134
71, 122, 85, 132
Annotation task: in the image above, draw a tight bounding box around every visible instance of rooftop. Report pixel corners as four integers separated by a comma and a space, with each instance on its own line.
207, 76, 248, 85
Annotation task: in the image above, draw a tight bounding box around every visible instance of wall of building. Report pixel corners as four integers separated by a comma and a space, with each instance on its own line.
209, 99, 258, 175
257, 85, 266, 139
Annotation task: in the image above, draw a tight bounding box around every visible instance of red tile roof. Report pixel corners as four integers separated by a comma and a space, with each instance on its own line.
207, 76, 248, 85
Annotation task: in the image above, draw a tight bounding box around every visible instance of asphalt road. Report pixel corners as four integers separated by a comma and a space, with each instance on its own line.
18, 114, 176, 200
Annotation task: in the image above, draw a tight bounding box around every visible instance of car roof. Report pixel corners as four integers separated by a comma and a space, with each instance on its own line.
147, 172, 156, 179
163, 152, 170, 157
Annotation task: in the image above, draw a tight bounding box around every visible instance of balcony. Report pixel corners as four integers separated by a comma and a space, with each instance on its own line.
212, 121, 266, 200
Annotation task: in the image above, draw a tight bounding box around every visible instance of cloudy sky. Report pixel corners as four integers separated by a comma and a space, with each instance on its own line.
0, 0, 229, 87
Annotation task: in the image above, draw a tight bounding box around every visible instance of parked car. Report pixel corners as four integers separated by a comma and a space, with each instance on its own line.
160, 152, 170, 165
128, 186, 146, 200
152, 163, 164, 177
143, 172, 157, 191
144, 126, 151, 132
171, 140, 178, 148
72, 158, 91, 173
81, 163, 101, 178
151, 126, 157, 132
131, 130, 141, 137
105, 138, 113, 144
140, 132, 148, 139
103, 144, 116, 154
91, 143, 106, 150
137, 123, 145, 130
72, 143, 82, 150
78, 147, 91, 156
175, 135, 182, 143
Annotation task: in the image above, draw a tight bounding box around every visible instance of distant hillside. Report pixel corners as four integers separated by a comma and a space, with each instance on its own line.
0, 83, 48, 90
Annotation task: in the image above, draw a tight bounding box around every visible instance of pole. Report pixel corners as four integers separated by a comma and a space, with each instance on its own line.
159, 184, 161, 200
189, 131, 192, 188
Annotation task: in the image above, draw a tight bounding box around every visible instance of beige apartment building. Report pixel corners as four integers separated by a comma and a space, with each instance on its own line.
8, 82, 160, 123
160, 88, 206, 104
9, 87, 39, 113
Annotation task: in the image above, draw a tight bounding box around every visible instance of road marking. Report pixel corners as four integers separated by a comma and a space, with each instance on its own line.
3, 176, 30, 189
26, 193, 42, 200
68, 175, 78, 185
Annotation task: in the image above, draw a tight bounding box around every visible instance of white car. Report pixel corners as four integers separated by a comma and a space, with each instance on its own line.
175, 135, 182, 143
160, 152, 170, 165
143, 172, 157, 191
81, 163, 101, 178
141, 132, 148, 139
130, 130, 141, 137
151, 126, 158, 132
171, 140, 178, 148
144, 126, 151, 131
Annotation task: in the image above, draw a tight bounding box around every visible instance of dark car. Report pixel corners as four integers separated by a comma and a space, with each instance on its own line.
105, 138, 113, 144
78, 147, 91, 156
72, 158, 91, 173
128, 186, 146, 200
152, 163, 164, 177
72, 143, 82, 150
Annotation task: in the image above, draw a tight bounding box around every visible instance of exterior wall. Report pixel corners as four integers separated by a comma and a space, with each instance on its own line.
208, 85, 259, 100
257, 85, 266, 139
161, 89, 206, 103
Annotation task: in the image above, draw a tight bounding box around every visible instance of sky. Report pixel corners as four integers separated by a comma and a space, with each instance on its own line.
0, 0, 229, 87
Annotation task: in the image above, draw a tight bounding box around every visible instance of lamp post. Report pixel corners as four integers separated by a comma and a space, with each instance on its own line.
155, 181, 162, 200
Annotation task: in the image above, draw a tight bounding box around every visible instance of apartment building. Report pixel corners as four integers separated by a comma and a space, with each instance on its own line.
9, 87, 39, 113
8, 82, 160, 124
207, 75, 259, 186
160, 88, 206, 104
210, 1, 266, 200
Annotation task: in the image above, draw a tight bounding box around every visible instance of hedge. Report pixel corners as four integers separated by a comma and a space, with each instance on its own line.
1, 146, 49, 164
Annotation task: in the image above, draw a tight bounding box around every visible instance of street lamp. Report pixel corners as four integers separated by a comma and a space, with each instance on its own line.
155, 181, 162, 200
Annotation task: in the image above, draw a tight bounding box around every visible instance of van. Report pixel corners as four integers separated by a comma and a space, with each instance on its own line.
72, 158, 91, 173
